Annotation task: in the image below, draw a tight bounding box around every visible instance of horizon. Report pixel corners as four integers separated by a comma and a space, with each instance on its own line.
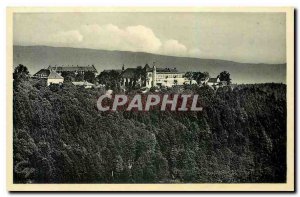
13, 12, 286, 64
13, 44, 287, 65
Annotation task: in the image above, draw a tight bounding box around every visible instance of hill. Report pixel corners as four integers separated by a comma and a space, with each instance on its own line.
13, 78, 287, 183
13, 45, 286, 84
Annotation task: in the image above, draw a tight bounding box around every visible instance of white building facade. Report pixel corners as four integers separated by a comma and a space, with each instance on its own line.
47, 71, 64, 86
145, 65, 186, 88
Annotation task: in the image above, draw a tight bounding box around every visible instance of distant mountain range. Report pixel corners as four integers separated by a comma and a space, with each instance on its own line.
13, 45, 286, 84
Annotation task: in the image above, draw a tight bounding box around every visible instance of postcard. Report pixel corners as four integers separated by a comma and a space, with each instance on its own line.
7, 7, 294, 191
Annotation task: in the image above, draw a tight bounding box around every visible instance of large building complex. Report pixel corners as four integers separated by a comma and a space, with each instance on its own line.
33, 65, 98, 78
50, 65, 97, 75
120, 63, 187, 88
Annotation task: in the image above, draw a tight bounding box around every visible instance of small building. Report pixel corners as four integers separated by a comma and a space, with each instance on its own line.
47, 71, 64, 86
206, 76, 228, 89
207, 77, 220, 87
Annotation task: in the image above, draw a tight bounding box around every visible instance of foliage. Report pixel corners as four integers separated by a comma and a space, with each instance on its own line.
13, 64, 29, 82
75, 72, 84, 82
132, 66, 146, 88
13, 72, 286, 183
184, 71, 210, 85
97, 70, 121, 91
184, 72, 194, 85
84, 71, 96, 83
219, 71, 231, 84
61, 71, 76, 82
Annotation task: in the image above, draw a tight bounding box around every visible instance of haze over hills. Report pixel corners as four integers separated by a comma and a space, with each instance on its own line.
13, 45, 286, 84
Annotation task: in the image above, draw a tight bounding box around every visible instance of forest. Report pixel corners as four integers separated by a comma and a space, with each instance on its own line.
13, 66, 287, 183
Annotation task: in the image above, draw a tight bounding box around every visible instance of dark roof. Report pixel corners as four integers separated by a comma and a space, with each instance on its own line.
121, 68, 136, 78
208, 78, 218, 83
146, 67, 183, 73
144, 64, 151, 71
108, 65, 183, 78
102, 69, 123, 74
48, 71, 64, 79
48, 65, 97, 73
157, 68, 178, 73
33, 69, 50, 77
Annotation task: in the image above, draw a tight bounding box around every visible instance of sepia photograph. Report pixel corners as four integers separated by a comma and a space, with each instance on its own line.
6, 7, 294, 191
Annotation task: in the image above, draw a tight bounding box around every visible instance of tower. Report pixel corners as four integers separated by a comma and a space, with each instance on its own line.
152, 62, 156, 87
122, 64, 125, 71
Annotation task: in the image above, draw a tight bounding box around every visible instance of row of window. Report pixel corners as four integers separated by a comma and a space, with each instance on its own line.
36, 74, 48, 77
148, 73, 183, 78
158, 74, 183, 79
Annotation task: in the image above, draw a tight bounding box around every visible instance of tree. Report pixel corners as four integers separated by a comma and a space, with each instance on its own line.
219, 71, 231, 85
97, 71, 109, 85
133, 66, 145, 88
193, 72, 209, 84
13, 76, 286, 183
13, 64, 29, 81
174, 79, 178, 85
84, 71, 96, 83
61, 71, 76, 82
184, 72, 194, 85
97, 70, 121, 91
184, 71, 210, 85
75, 72, 84, 82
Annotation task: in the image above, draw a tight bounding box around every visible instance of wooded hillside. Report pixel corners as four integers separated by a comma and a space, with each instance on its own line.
13, 78, 286, 183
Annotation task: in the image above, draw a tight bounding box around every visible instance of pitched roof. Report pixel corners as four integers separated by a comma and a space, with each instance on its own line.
33, 69, 50, 77
105, 65, 183, 78
121, 68, 137, 78
208, 78, 218, 83
48, 65, 97, 73
146, 67, 184, 74
48, 71, 64, 79
144, 64, 151, 71
102, 69, 123, 74
157, 68, 178, 73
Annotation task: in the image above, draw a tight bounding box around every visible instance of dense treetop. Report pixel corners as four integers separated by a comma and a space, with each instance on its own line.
13, 66, 286, 183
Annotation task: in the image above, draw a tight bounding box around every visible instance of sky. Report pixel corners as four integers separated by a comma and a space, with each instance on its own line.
13, 12, 286, 64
